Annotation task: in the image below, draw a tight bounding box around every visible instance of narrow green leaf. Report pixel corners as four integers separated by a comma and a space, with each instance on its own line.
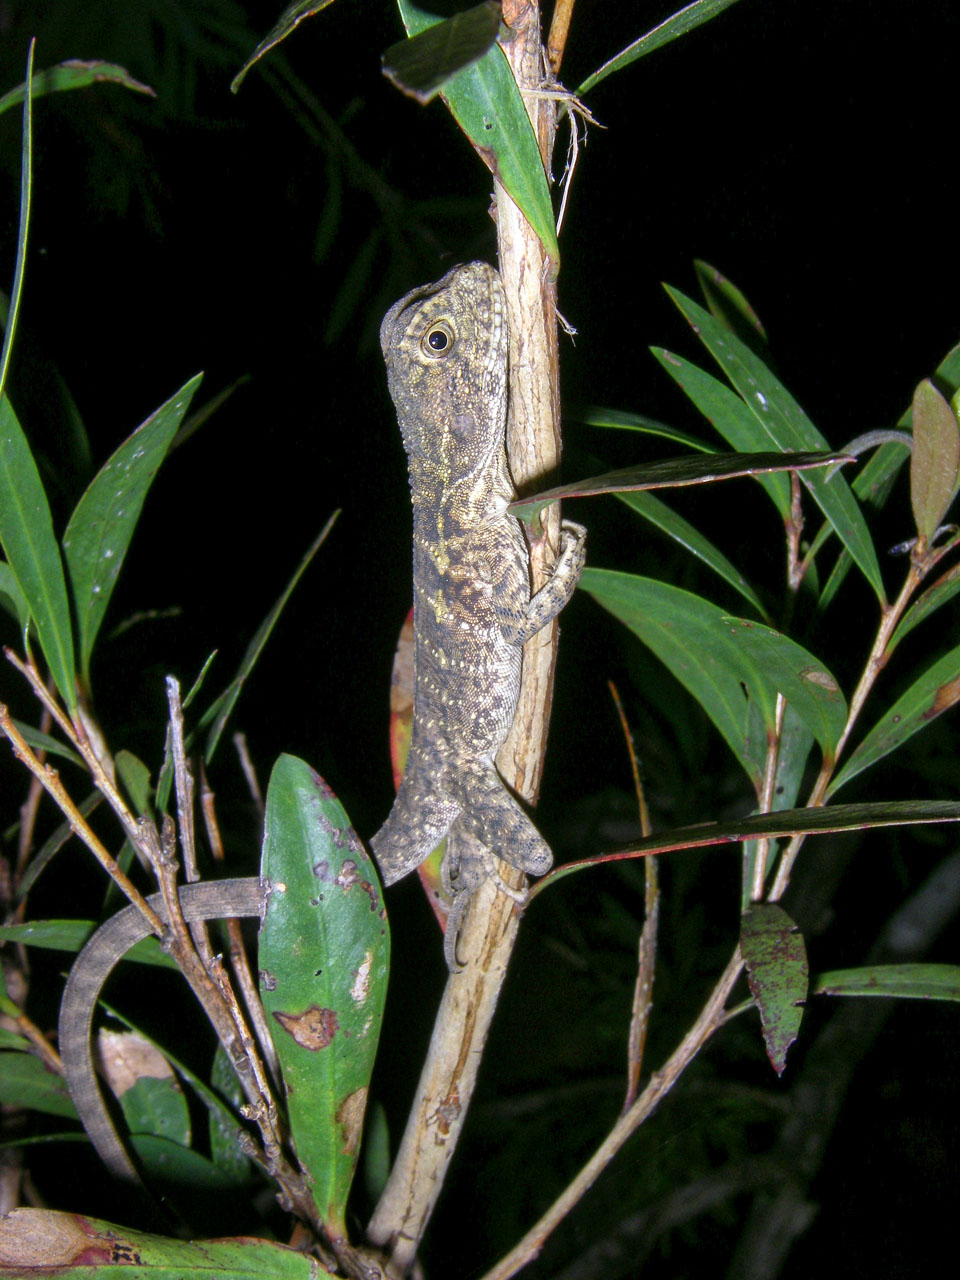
200, 513, 338, 763
397, 1, 559, 270
0, 1209, 333, 1275
652, 349, 791, 516
910, 379, 960, 539
508, 450, 846, 522
828, 642, 960, 796
665, 288, 885, 599
0, 919, 175, 969
383, 2, 501, 103
720, 619, 847, 763
888, 560, 960, 654
741, 905, 808, 1076
0, 43, 33, 401
0, 397, 76, 711
580, 567, 777, 788
260, 756, 389, 1236
694, 259, 768, 356
813, 963, 960, 1002
231, 1, 336, 93
63, 373, 202, 683
532, 800, 960, 897
580, 406, 713, 453
0, 60, 154, 117
0, 557, 31, 636
618, 490, 768, 618
115, 748, 152, 815
8, 720, 83, 768
0, 1051, 77, 1119
578, 0, 744, 95
208, 1045, 257, 1185
0, 1027, 29, 1051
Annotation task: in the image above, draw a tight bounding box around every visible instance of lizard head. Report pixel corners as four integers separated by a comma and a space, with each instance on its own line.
380, 262, 508, 503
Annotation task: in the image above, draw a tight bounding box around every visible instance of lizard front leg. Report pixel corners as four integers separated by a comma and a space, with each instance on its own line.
502, 519, 587, 646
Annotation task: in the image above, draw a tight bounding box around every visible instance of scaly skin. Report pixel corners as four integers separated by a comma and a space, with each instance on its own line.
371, 262, 586, 903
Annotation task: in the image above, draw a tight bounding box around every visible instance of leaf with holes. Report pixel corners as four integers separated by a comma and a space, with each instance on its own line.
741, 904, 808, 1076
259, 755, 389, 1237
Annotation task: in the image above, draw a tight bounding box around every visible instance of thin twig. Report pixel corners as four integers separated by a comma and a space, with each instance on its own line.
479, 948, 745, 1280
750, 693, 786, 902
166, 677, 215, 969
232, 732, 264, 821
0, 704, 165, 935
545, 0, 577, 74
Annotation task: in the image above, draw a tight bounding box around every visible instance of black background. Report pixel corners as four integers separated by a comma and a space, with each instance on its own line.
1, 3, 958, 1277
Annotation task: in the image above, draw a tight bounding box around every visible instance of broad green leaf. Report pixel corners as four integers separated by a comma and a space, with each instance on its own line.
0, 397, 76, 711
260, 756, 389, 1236
0, 1208, 333, 1275
63, 373, 202, 684
580, 406, 713, 453
397, 1, 559, 270
231, 1, 336, 92
888, 560, 960, 654
0, 919, 175, 969
0, 1051, 77, 1119
580, 567, 778, 789
508, 450, 846, 522
98, 1029, 190, 1148
813, 963, 960, 1002
665, 288, 884, 599
578, 0, 744, 95
532, 799, 960, 897
910, 379, 960, 538
741, 904, 808, 1076
200, 513, 338, 763
618, 490, 769, 619
652, 349, 791, 516
694, 259, 768, 357
0, 60, 154, 117
383, 2, 501, 102
720, 619, 846, 763
828, 642, 960, 796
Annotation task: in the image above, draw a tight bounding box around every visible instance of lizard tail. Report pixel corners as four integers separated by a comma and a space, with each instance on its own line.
370, 764, 460, 885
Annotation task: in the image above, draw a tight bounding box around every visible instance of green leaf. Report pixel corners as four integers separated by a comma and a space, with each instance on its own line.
397, 1, 559, 270
0, 1209, 334, 1275
0, 1051, 77, 1119
0, 60, 154, 117
813, 964, 960, 1002
910, 379, 960, 539
618, 490, 769, 619
508, 450, 846, 522
817, 339, 960, 612
260, 756, 389, 1236
208, 1045, 257, 1185
720, 619, 847, 764
652, 349, 791, 516
0, 398, 77, 711
694, 259, 768, 356
63, 373, 202, 684
741, 905, 808, 1076
0, 919, 175, 970
0, 43, 33, 403
578, 0, 744, 95
383, 2, 501, 103
97, 1029, 190, 1148
580, 405, 713, 453
532, 799, 960, 897
580, 567, 777, 789
8, 720, 83, 768
828, 642, 960, 796
0, 558, 31, 637
200, 513, 338, 763
231, 1, 337, 93
665, 288, 885, 599
0, 1027, 29, 1051
115, 749, 152, 815
888, 560, 960, 654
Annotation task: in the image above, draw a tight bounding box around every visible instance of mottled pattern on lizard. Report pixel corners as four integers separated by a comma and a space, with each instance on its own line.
371, 262, 586, 928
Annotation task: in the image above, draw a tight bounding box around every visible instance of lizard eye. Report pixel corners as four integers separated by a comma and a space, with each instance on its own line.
422, 321, 455, 358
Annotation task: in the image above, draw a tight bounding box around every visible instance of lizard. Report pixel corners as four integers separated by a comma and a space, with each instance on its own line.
370, 260, 586, 962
